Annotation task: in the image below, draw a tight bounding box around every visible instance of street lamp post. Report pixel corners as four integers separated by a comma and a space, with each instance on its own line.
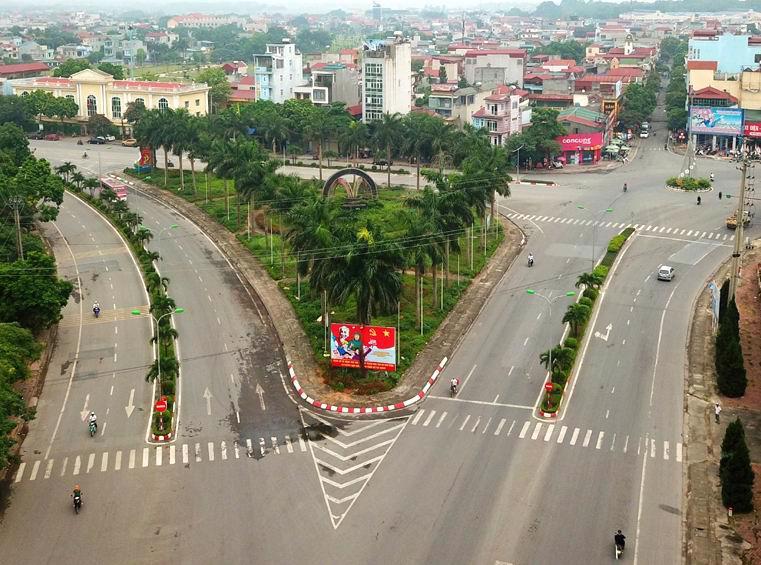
512, 144, 525, 184
132, 307, 184, 396
577, 205, 613, 268
526, 289, 575, 394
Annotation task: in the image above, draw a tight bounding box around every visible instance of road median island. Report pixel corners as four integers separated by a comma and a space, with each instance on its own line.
536, 227, 635, 418
123, 170, 524, 411
65, 185, 180, 441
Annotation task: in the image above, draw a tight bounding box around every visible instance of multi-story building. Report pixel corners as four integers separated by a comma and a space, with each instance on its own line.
18, 41, 54, 63
427, 82, 493, 127
463, 49, 526, 88
471, 84, 531, 146
9, 68, 210, 132
361, 35, 412, 122
688, 33, 761, 73
294, 63, 361, 107
167, 13, 246, 29
253, 40, 304, 103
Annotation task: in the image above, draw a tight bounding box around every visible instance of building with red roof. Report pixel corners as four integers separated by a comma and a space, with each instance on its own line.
0, 62, 50, 79
471, 84, 531, 146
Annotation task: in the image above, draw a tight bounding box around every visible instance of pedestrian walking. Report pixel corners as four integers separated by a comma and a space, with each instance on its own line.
715, 402, 722, 423
719, 191, 723, 200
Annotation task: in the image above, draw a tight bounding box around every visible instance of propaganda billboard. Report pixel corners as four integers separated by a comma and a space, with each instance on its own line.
689, 107, 743, 136
330, 323, 397, 371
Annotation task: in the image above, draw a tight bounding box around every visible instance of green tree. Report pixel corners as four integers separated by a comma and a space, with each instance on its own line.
97, 62, 125, 79
0, 253, 73, 332
720, 418, 755, 513
87, 114, 114, 138
196, 67, 232, 111
338, 120, 369, 164
1, 157, 65, 223
0, 123, 31, 167
461, 144, 512, 222
562, 302, 591, 337
439, 65, 448, 84
53, 59, 91, 77
576, 271, 604, 291
371, 112, 403, 187
523, 108, 565, 161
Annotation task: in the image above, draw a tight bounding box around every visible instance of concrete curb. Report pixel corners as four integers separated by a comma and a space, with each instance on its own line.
289, 357, 448, 414
515, 179, 558, 187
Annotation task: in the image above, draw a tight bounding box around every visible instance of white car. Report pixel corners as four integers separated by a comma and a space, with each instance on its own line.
104, 135, 116, 142
640, 131, 649, 138
657, 265, 674, 281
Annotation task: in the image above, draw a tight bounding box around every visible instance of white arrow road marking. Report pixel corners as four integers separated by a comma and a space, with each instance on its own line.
594, 323, 613, 342
203, 387, 212, 415
125, 388, 135, 418
255, 382, 266, 411
80, 393, 90, 421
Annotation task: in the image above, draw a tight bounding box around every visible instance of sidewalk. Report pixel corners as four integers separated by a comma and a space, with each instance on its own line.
126, 176, 524, 410
684, 247, 761, 564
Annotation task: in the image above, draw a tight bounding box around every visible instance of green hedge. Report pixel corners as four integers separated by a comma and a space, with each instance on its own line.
666, 176, 711, 190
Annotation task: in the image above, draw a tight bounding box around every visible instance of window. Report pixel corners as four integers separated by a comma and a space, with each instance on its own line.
111, 97, 121, 118
86, 95, 97, 117
158, 98, 169, 111
135, 97, 145, 106
487, 120, 497, 132
185, 101, 189, 109
195, 99, 200, 106
65, 94, 74, 101
21, 91, 29, 96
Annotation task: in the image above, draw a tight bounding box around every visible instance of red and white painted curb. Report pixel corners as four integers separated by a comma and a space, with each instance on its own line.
516, 180, 558, 187
151, 403, 176, 442
290, 357, 448, 414
152, 432, 173, 441
539, 410, 558, 418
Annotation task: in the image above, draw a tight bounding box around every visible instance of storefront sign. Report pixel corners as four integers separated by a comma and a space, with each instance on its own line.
556, 132, 604, 151
744, 121, 761, 138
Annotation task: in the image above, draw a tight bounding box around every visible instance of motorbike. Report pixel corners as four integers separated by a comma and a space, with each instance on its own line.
528, 256, 534, 268
93, 307, 100, 318
449, 379, 459, 397
615, 543, 624, 560
73, 494, 82, 514
88, 421, 97, 437
82, 152, 88, 159
76, 139, 83, 146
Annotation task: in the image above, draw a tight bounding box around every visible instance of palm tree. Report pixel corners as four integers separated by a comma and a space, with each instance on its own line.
576, 271, 604, 291
562, 303, 591, 337
271, 175, 317, 214
402, 114, 432, 191
55, 162, 76, 183
82, 177, 100, 198
371, 112, 402, 188
305, 108, 334, 181
427, 118, 454, 174
71, 171, 85, 191
262, 113, 290, 155
462, 145, 512, 222
234, 146, 279, 236
170, 110, 192, 192
136, 226, 154, 247
540, 346, 574, 373
403, 212, 433, 329
338, 120, 369, 164
145, 271, 170, 294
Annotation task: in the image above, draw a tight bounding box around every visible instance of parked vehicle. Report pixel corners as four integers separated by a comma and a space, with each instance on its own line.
27, 132, 44, 140
121, 138, 138, 147
639, 131, 649, 138
44, 133, 61, 141
104, 135, 116, 142
88, 136, 106, 145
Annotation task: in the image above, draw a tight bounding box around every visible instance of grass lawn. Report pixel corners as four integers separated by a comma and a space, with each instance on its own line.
127, 167, 504, 393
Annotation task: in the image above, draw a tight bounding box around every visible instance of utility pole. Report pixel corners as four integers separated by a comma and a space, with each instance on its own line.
729, 159, 750, 301
10, 195, 24, 260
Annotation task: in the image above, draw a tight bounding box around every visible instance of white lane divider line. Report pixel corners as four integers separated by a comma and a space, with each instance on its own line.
411, 409, 425, 426
272, 437, 280, 455
259, 438, 266, 457
507, 420, 516, 436
169, 445, 175, 465
459, 415, 471, 431
595, 431, 605, 450
531, 422, 542, 440
73, 456, 81, 476
128, 450, 135, 470
436, 411, 448, 428
676, 443, 683, 462
29, 460, 40, 481
583, 429, 593, 448
100, 452, 109, 473
285, 436, 293, 454
519, 421, 531, 439
155, 446, 162, 467
482, 417, 492, 434
221, 441, 228, 461
44, 459, 54, 479
471, 417, 481, 433
494, 418, 506, 436
87, 453, 95, 473
182, 444, 189, 465
423, 410, 436, 427
663, 441, 670, 461
208, 442, 215, 462
142, 448, 149, 468
556, 426, 567, 444
60, 457, 68, 477
570, 428, 580, 446
623, 436, 629, 454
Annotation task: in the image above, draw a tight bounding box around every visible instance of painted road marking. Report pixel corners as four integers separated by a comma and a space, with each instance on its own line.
519, 421, 531, 439
101, 452, 108, 473
182, 444, 189, 464
155, 446, 162, 466
29, 460, 40, 481
583, 430, 593, 447
459, 415, 471, 431
595, 431, 605, 450
471, 417, 481, 433
436, 412, 448, 428
221, 441, 228, 460
272, 437, 280, 454
663, 441, 670, 461
411, 410, 425, 426
495, 418, 506, 436
60, 457, 68, 477
423, 410, 436, 427
651, 440, 656, 459
623, 436, 629, 454
86, 453, 95, 473
507, 420, 516, 436
299, 436, 307, 452
129, 449, 136, 470
570, 428, 580, 445
544, 424, 554, 442
556, 426, 567, 444
531, 422, 542, 440
208, 442, 215, 462
73, 456, 81, 476
44, 459, 54, 479
246, 438, 253, 457
141, 448, 149, 468
482, 417, 492, 434
195, 443, 202, 463
169, 445, 175, 465
676, 443, 683, 462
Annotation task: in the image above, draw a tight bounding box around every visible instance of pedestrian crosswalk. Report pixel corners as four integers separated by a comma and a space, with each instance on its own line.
13, 434, 307, 484
505, 212, 735, 242
409, 408, 683, 463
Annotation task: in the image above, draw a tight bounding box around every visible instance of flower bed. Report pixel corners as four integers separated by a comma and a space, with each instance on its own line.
666, 176, 711, 191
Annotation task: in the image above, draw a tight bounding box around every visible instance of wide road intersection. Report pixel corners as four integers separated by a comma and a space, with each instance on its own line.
0, 131, 751, 564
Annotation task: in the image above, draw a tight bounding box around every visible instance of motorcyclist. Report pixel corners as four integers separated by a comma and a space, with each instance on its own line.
710, 172, 715, 182
623, 182, 627, 192
92, 301, 100, 318
88, 411, 97, 431
614, 530, 626, 551
697, 195, 702, 205
528, 253, 534, 267
82, 151, 88, 159
73, 484, 82, 499
449, 377, 459, 394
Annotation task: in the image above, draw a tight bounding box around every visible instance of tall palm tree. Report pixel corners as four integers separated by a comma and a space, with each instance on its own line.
305, 108, 334, 181
402, 115, 431, 190
82, 177, 100, 198
576, 271, 604, 291
234, 145, 279, 235
55, 162, 76, 183
427, 118, 454, 174
462, 144, 512, 224
562, 303, 591, 337
262, 113, 290, 156
403, 211, 434, 329
371, 112, 402, 188
337, 120, 368, 164
70, 171, 85, 191
206, 138, 243, 225
171, 110, 191, 191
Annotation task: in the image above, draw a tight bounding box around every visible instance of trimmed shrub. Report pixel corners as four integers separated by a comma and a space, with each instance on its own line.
564, 337, 578, 350
719, 279, 730, 323
593, 265, 609, 279
720, 419, 755, 513
579, 296, 594, 309
716, 333, 747, 397
583, 287, 599, 301
608, 234, 628, 253
666, 176, 711, 190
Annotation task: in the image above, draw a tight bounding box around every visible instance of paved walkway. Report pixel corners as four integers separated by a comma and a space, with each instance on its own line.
126, 176, 524, 410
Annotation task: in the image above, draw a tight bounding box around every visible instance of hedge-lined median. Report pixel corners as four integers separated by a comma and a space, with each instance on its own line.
64, 180, 180, 438
540, 227, 635, 414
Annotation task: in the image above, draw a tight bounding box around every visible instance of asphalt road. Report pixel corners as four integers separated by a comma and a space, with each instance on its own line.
1, 116, 752, 564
